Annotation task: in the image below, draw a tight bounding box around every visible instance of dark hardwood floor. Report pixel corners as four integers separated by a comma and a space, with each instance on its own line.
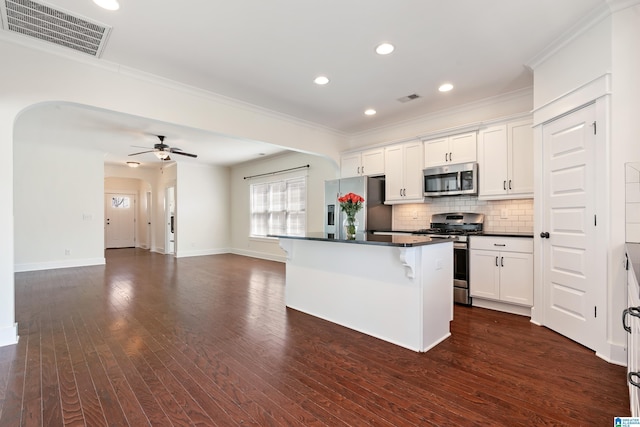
0, 248, 629, 426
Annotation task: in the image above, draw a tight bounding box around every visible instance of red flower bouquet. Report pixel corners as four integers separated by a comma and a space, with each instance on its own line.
338, 193, 364, 239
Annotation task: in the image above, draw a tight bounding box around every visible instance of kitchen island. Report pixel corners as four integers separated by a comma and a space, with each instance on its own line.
272, 233, 453, 352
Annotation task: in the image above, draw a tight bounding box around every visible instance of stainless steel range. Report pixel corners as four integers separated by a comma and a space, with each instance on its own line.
412, 212, 484, 305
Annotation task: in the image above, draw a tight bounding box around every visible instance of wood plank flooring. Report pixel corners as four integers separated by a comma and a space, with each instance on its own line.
0, 248, 630, 426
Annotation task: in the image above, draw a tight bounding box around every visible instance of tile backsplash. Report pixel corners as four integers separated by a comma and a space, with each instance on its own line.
627, 163, 640, 243
393, 197, 534, 233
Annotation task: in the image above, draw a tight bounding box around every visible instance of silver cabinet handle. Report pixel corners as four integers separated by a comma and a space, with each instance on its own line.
495, 256, 499, 267
503, 180, 507, 190
508, 180, 512, 190
623, 307, 640, 333
629, 372, 640, 389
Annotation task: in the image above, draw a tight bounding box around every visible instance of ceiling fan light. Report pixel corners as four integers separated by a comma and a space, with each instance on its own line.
154, 151, 170, 160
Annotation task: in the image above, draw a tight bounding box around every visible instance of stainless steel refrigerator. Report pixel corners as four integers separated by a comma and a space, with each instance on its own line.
324, 176, 392, 239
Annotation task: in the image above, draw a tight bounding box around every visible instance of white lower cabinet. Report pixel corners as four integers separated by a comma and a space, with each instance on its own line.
470, 236, 533, 311
625, 247, 640, 416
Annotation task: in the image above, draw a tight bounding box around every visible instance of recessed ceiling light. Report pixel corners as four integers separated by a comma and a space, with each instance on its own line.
364, 109, 377, 116
126, 161, 140, 168
93, 0, 120, 10
439, 83, 454, 92
314, 76, 329, 85
375, 43, 395, 55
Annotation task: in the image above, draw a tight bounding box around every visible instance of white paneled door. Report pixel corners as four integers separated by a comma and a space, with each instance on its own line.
105, 193, 136, 248
541, 103, 601, 351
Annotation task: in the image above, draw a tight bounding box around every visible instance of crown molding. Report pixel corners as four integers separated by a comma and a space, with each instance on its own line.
527, 0, 640, 70
348, 86, 533, 144
0, 32, 346, 139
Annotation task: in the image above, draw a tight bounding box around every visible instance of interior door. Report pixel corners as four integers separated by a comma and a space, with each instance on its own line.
541, 103, 600, 351
105, 193, 136, 248
165, 186, 175, 254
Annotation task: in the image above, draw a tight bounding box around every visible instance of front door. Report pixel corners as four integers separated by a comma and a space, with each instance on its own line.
105, 193, 136, 248
541, 103, 601, 351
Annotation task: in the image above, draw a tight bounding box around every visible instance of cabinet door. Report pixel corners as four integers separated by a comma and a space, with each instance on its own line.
507, 120, 534, 196
469, 249, 500, 300
340, 153, 361, 178
384, 145, 404, 202
449, 132, 477, 164
499, 252, 533, 306
478, 125, 508, 198
361, 148, 385, 176
424, 137, 449, 168
403, 141, 424, 200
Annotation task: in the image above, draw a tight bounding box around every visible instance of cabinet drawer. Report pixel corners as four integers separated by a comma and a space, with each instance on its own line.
469, 236, 533, 253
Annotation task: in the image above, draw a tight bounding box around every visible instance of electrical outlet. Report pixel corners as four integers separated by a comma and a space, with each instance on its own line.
412, 211, 418, 219
435, 259, 443, 270
64, 249, 71, 256
500, 209, 509, 219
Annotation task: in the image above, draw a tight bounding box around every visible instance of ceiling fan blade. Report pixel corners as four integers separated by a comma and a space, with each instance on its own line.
170, 148, 198, 158
128, 150, 154, 156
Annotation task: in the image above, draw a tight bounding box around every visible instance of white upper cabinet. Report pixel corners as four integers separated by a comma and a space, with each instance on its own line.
340, 148, 385, 178
478, 119, 533, 199
424, 132, 477, 168
384, 140, 424, 204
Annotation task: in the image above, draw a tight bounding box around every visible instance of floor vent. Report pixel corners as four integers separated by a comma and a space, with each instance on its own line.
0, 0, 111, 57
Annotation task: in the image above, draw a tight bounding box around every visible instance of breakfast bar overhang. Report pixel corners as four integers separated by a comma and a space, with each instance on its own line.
272, 233, 453, 352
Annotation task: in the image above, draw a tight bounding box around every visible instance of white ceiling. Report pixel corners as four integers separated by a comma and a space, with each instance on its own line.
4, 0, 606, 167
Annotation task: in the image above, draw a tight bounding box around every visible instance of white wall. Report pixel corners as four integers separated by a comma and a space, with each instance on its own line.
230, 151, 338, 261
0, 38, 346, 346
532, 16, 612, 107
176, 163, 231, 257
14, 141, 105, 271
530, 3, 640, 363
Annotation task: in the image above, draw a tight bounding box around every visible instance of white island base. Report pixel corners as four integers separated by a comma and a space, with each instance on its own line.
278, 238, 453, 352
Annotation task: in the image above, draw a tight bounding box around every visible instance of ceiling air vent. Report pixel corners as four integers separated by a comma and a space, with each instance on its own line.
0, 0, 111, 57
397, 93, 421, 103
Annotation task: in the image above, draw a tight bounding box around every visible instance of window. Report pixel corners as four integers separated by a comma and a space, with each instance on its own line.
250, 176, 306, 237
111, 196, 130, 208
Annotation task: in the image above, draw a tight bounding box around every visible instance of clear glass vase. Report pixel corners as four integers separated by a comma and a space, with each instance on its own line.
343, 215, 359, 240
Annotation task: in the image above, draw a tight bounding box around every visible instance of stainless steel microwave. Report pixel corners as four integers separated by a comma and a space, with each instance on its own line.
423, 162, 478, 196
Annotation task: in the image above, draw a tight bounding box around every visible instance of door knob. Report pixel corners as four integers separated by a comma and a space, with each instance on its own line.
540, 232, 550, 238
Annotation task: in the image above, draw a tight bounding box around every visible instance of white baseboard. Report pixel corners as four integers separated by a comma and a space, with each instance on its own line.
14, 257, 106, 272
0, 323, 18, 347
471, 298, 532, 317
231, 248, 286, 263
175, 248, 230, 258
596, 341, 627, 366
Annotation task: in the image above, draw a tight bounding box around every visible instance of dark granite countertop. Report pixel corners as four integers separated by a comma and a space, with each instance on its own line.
269, 232, 453, 247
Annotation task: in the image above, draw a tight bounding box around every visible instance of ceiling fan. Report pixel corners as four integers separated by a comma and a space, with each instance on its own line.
128, 135, 198, 161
